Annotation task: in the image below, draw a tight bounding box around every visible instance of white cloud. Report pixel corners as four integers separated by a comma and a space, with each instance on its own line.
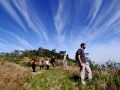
0, 0, 48, 42
12, 0, 49, 41
54, 0, 70, 43
86, 0, 120, 42
0, 28, 33, 49
88, 0, 102, 27
86, 9, 120, 42
8, 32, 33, 49
0, 0, 120, 64
0, 0, 27, 33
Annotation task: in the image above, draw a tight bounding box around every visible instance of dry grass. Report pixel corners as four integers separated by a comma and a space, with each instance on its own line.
0, 61, 30, 90
64, 66, 80, 75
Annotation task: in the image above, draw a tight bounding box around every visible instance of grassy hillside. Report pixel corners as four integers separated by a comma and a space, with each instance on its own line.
27, 68, 76, 90
26, 66, 120, 90
0, 61, 30, 90
0, 48, 74, 67
0, 48, 120, 90
0, 60, 120, 90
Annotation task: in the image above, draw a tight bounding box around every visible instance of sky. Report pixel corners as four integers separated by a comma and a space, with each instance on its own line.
0, 0, 120, 63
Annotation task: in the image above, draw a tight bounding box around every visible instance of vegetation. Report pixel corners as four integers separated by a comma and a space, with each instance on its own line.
0, 47, 119, 90
27, 68, 76, 90
0, 61, 30, 90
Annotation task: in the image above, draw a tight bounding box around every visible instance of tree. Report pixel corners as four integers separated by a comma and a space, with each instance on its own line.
38, 47, 43, 51
52, 49, 57, 53
59, 51, 65, 55
13, 50, 21, 55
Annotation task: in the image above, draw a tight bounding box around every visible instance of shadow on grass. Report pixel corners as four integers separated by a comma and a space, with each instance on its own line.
69, 74, 83, 90
69, 74, 80, 82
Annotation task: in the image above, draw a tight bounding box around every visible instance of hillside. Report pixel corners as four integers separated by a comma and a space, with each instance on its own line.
0, 48, 120, 90
0, 61, 30, 90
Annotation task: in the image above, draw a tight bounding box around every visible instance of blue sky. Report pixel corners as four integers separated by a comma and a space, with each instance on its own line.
0, 0, 120, 63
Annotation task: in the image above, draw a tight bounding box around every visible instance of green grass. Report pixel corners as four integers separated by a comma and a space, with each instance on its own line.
27, 68, 77, 90
26, 67, 120, 90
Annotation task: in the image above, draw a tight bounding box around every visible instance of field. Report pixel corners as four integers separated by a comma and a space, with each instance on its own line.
26, 66, 120, 90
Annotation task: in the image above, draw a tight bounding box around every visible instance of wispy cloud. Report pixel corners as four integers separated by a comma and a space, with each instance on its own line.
0, 0, 120, 63
87, 0, 102, 27
12, 0, 49, 41
93, 0, 117, 27
0, 42, 24, 52
0, 39, 7, 43
0, 0, 49, 42
0, 35, 24, 52
9, 32, 34, 49
0, 0, 27, 33
54, 0, 70, 43
0, 28, 33, 49
86, 2, 120, 42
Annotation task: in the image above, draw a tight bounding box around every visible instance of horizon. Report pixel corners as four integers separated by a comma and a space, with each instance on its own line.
0, 0, 120, 64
